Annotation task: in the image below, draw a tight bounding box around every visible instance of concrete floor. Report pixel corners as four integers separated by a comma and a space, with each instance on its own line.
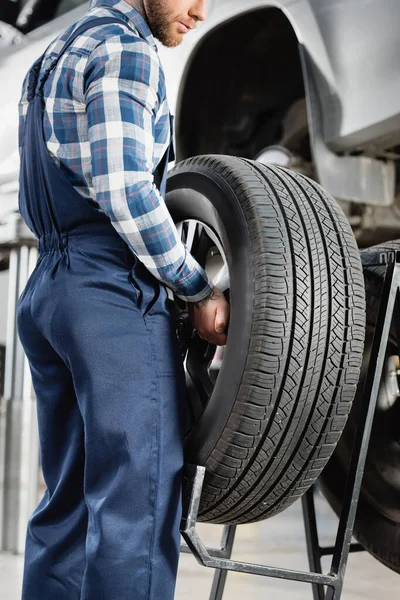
1, 491, 399, 600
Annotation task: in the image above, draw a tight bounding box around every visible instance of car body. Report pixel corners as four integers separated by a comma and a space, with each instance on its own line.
0, 0, 399, 234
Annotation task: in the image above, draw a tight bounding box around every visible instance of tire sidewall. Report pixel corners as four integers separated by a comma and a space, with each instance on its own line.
166, 164, 256, 464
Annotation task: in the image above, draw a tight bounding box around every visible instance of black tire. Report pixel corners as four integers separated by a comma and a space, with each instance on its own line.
319, 240, 400, 574
166, 155, 365, 524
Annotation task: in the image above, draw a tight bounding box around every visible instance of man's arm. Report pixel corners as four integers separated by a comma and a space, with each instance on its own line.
84, 32, 213, 302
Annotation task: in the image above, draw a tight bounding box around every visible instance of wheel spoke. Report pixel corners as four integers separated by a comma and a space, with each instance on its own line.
173, 218, 229, 427
186, 338, 215, 400
184, 220, 198, 253
176, 221, 183, 240
214, 263, 230, 291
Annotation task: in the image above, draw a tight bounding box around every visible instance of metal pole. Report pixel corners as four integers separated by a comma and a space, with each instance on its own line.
0, 212, 39, 554
208, 525, 237, 600
302, 488, 324, 600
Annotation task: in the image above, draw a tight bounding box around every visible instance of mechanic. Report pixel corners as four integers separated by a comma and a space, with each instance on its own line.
16, 1, 229, 599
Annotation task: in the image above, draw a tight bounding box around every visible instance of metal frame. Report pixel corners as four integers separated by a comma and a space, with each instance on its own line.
0, 345, 5, 398
301, 485, 365, 600
180, 249, 400, 599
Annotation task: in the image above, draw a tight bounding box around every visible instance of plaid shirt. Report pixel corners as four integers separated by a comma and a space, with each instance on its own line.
18, 0, 213, 302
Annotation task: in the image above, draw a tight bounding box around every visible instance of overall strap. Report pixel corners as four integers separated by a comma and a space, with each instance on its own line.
27, 16, 128, 102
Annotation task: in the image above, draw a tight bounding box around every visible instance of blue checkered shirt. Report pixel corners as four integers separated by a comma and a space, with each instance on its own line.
18, 0, 213, 302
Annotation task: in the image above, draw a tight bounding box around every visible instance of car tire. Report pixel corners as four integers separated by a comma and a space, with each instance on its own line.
166, 155, 365, 524
319, 240, 400, 574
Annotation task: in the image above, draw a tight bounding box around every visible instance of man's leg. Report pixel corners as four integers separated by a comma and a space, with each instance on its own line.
50, 290, 187, 600
17, 307, 87, 600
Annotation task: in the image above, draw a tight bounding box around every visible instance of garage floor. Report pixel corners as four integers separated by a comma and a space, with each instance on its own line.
1, 491, 398, 599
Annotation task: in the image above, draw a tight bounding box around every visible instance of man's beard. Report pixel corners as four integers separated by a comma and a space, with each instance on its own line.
144, 0, 183, 48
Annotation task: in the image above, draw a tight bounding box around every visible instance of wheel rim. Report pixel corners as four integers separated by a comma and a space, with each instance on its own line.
174, 219, 230, 428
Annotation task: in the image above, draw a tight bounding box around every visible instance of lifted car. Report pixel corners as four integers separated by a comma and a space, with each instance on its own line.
0, 0, 399, 574
1, 0, 400, 243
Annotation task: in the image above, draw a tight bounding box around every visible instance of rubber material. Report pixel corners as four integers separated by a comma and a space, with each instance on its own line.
166, 155, 366, 524
320, 240, 400, 574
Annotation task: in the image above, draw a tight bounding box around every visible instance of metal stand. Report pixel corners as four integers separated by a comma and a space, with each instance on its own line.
301, 486, 365, 600
180, 249, 400, 599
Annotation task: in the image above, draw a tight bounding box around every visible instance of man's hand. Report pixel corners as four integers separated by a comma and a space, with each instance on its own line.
188, 287, 230, 346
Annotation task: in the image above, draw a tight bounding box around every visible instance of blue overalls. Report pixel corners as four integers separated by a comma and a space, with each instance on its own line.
17, 16, 187, 600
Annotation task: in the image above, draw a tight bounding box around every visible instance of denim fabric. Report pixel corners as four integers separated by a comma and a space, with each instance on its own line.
17, 16, 187, 600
